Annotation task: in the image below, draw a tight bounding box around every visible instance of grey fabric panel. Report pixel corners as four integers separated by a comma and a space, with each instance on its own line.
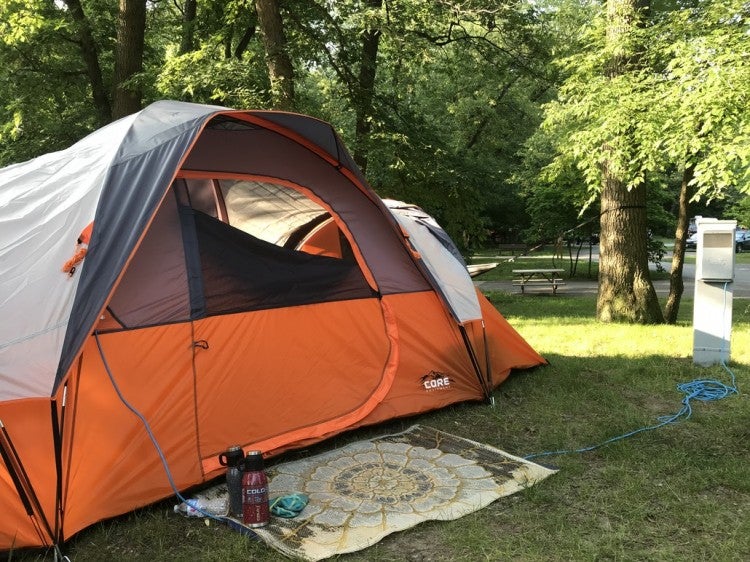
186, 178, 219, 218
55, 103, 218, 390
247, 112, 339, 161
419, 219, 466, 266
114, 100, 226, 162
383, 200, 466, 266
247, 112, 370, 193
390, 210, 482, 323
106, 191, 191, 327
182, 127, 429, 294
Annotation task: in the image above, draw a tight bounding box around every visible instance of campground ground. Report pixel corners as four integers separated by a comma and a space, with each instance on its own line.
8, 252, 750, 561
473, 244, 750, 297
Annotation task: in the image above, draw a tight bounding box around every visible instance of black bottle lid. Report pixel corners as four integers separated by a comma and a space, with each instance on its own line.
219, 445, 244, 467
243, 450, 265, 471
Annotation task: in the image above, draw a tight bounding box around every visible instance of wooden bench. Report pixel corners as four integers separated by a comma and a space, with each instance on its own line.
512, 268, 566, 295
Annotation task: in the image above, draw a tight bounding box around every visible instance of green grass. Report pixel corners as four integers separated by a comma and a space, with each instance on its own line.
469, 247, 601, 281
12, 296, 750, 561
469, 246, 750, 282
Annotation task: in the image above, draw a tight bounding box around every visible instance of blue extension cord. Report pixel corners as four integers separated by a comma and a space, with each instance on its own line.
94, 332, 229, 524
525, 281, 740, 461
524, 363, 738, 460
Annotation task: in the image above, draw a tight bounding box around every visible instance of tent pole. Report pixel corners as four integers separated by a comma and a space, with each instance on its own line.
58, 355, 85, 553
458, 325, 492, 403
0, 419, 57, 547
481, 321, 495, 407
50, 384, 68, 544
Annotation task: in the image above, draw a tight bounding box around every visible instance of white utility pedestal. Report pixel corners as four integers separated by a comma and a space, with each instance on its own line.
692, 218, 736, 366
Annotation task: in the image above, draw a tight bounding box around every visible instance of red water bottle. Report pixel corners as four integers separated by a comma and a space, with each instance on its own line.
241, 450, 269, 527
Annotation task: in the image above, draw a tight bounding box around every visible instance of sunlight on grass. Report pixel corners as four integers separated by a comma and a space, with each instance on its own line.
16, 293, 749, 562
524, 320, 696, 359
489, 293, 750, 367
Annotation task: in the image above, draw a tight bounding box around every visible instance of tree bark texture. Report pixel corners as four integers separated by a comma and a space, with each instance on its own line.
112, 0, 146, 119
597, 156, 664, 323
255, 0, 295, 110
179, 0, 198, 55
353, 0, 383, 174
63, 0, 111, 125
663, 165, 693, 323
597, 0, 662, 323
234, 24, 257, 59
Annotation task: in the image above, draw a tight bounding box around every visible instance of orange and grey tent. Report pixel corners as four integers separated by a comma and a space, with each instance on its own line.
0, 100, 545, 551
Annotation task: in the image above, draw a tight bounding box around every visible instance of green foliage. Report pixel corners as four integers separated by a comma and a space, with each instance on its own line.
0, 0, 557, 256
351, 0, 557, 250
516, 121, 598, 244
5, 0, 744, 281
648, 0, 750, 199
648, 235, 667, 272
0, 0, 52, 46
538, 7, 656, 193
0, 0, 562, 256
156, 45, 269, 107
0, 0, 101, 164
725, 194, 750, 228
535, 0, 750, 205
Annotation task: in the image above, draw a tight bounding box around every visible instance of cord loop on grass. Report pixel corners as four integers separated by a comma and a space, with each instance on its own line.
524, 362, 738, 461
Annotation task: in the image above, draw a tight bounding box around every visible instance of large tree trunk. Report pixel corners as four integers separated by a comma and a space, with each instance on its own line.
255, 0, 294, 110
233, 24, 257, 60
179, 0, 198, 55
63, 0, 111, 125
597, 165, 663, 322
353, 0, 383, 174
663, 165, 694, 323
597, 0, 662, 323
112, 0, 146, 119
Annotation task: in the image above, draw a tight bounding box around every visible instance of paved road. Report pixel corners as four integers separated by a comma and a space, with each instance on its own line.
474, 253, 750, 298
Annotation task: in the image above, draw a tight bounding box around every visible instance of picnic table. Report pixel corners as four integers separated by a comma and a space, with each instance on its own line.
512, 268, 566, 295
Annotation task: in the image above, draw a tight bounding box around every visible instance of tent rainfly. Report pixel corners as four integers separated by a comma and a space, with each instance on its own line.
0, 100, 546, 551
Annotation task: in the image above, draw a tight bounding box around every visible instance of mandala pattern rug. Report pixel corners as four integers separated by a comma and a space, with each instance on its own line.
191, 425, 556, 561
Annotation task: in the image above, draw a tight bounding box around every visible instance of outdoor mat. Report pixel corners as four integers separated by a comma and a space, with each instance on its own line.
186, 425, 557, 561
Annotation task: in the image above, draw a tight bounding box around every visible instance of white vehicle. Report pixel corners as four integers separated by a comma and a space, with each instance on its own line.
686, 232, 698, 250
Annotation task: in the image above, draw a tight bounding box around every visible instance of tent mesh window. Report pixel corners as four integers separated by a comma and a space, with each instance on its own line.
189, 210, 372, 316
99, 179, 373, 331
184, 178, 373, 316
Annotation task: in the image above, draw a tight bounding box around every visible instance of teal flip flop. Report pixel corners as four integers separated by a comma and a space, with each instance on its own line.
270, 493, 309, 518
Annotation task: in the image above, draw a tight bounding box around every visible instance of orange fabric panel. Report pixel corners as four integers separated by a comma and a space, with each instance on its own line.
474, 289, 547, 387
297, 219, 343, 258
214, 299, 400, 468
193, 298, 396, 473
355, 291, 485, 426
0, 398, 57, 549
342, 291, 546, 430
61, 324, 202, 543
0, 291, 543, 549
